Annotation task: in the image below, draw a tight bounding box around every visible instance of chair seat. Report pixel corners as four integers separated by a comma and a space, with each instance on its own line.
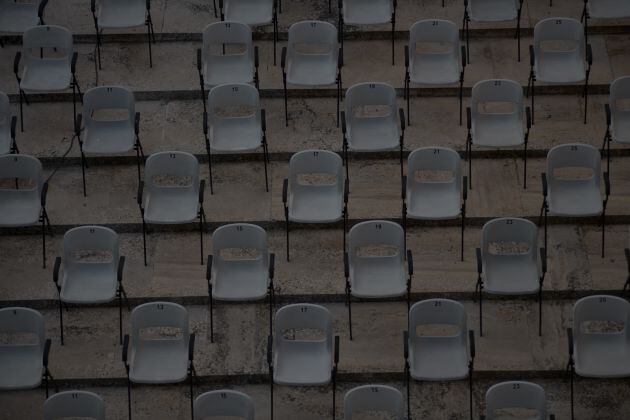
20, 61, 72, 92
343, 0, 392, 24
410, 337, 469, 380
0, 3, 39, 34
483, 256, 539, 294
0, 190, 41, 226
472, 114, 524, 147
548, 180, 602, 216
213, 261, 268, 300
97, 2, 146, 28
224, 2, 273, 25
211, 118, 262, 152
287, 54, 337, 86
347, 117, 399, 151
410, 53, 460, 85
274, 342, 332, 385
350, 258, 406, 298
575, 336, 630, 378
144, 190, 199, 224
588, 0, 630, 19
407, 184, 460, 220
289, 188, 343, 223
535, 53, 586, 83
0, 345, 42, 390
612, 110, 630, 144
60, 267, 117, 304
82, 122, 135, 155
203, 57, 253, 88
130, 341, 189, 383
468, 0, 518, 22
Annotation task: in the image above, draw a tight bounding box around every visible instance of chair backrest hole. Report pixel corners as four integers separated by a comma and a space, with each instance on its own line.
490, 407, 541, 419
89, 108, 130, 122
69, 250, 114, 264
580, 320, 625, 334
552, 167, 594, 180
293, 42, 332, 55
218, 247, 261, 261
487, 242, 531, 256
413, 41, 453, 54
212, 105, 255, 118
355, 244, 399, 258
297, 173, 337, 186
139, 327, 184, 340
282, 328, 326, 341
415, 323, 461, 337
0, 332, 39, 346
0, 177, 36, 189
476, 101, 517, 114
150, 175, 193, 187
413, 170, 454, 183
351, 105, 392, 118
206, 43, 247, 55
539, 39, 578, 52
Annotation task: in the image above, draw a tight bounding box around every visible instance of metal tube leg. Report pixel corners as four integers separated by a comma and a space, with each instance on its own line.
406, 75, 410, 126
199, 211, 204, 265
263, 144, 269, 192
283, 76, 288, 127
468, 367, 473, 420
58, 297, 64, 345
461, 209, 465, 262
189, 367, 194, 419
81, 152, 87, 197
146, 19, 153, 67
41, 214, 47, 269
127, 377, 132, 420
285, 209, 290, 262
19, 90, 24, 132
570, 365, 574, 420
141, 216, 147, 266
523, 141, 528, 189
119, 289, 123, 344
479, 287, 483, 337
270, 369, 274, 420
538, 287, 542, 336
347, 285, 353, 340
601, 209, 606, 258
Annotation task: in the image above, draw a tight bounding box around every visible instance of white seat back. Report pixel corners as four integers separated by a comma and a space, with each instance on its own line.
348, 220, 404, 268
288, 20, 338, 59
345, 82, 398, 135
202, 21, 253, 63
275, 303, 332, 355
484, 381, 547, 420
409, 299, 468, 354
343, 384, 404, 420
44, 391, 106, 420
407, 147, 462, 192
22, 25, 73, 68
83, 86, 135, 130
409, 19, 460, 66
0, 154, 43, 193
534, 17, 584, 59
471, 79, 523, 120
481, 217, 537, 263
0, 307, 45, 349
207, 83, 260, 128
289, 150, 343, 199
143, 151, 200, 198
130, 302, 189, 348
610, 76, 630, 140
547, 143, 600, 187
212, 223, 268, 270
194, 390, 255, 420
62, 226, 119, 276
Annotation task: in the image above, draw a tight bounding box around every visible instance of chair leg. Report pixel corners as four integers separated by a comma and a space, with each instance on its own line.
19, 89, 24, 132
346, 283, 352, 340
406, 362, 411, 420
523, 140, 528, 189
270, 366, 274, 420
478, 285, 483, 337
465, 15, 470, 65
80, 151, 87, 197
336, 75, 341, 128
283, 74, 288, 127
58, 297, 64, 346
402, 203, 407, 254
461, 207, 466, 262
262, 142, 269, 192
459, 73, 464, 126
332, 367, 337, 420
141, 214, 147, 266
601, 207, 606, 258
467, 133, 472, 189
569, 361, 574, 420
391, 16, 395, 66
146, 16, 153, 68
127, 375, 132, 420
285, 208, 290, 262
405, 74, 410, 126
538, 286, 542, 336
199, 210, 205, 265
468, 365, 473, 420
531, 78, 535, 125
44, 369, 49, 398
273, 12, 278, 66
583, 75, 589, 125
41, 213, 47, 269
189, 365, 195, 420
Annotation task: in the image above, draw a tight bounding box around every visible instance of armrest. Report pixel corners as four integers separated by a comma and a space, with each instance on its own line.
334, 335, 340, 365
605, 103, 611, 127
604, 171, 610, 197
13, 52, 21, 76
206, 255, 213, 282
202, 111, 208, 136
461, 46, 466, 68
463, 176, 468, 201
586, 43, 593, 67
403, 330, 409, 360
466, 106, 472, 130
529, 45, 535, 67
341, 111, 346, 135
541, 172, 547, 198
343, 251, 349, 279
261, 108, 266, 133
53, 257, 61, 288
199, 179, 205, 204
567, 327, 574, 357
399, 108, 405, 132
281, 47, 287, 70
41, 182, 49, 207
267, 334, 273, 367
38, 0, 49, 18
344, 178, 349, 204
75, 113, 82, 137
540, 247, 547, 275
402, 175, 406, 200
254, 46, 259, 68
117, 256, 125, 283
469, 330, 475, 360
407, 250, 413, 276
91, 0, 95, 13
43, 338, 51, 367
71, 52, 78, 74
188, 333, 196, 361
282, 178, 288, 204
196, 48, 202, 72
137, 181, 144, 207
337, 48, 343, 69
404, 45, 409, 69
269, 253, 275, 280
526, 106, 532, 130
135, 112, 140, 136
146, 0, 151, 11
10, 116, 16, 141
476, 247, 482, 275
122, 334, 130, 364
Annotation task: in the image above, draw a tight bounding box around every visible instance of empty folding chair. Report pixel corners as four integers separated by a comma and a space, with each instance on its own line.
122, 302, 196, 420
281, 21, 343, 127
13, 25, 82, 133
344, 384, 404, 420
475, 218, 547, 337
404, 299, 475, 420
203, 83, 269, 194
404, 20, 466, 126
344, 220, 412, 340
481, 381, 555, 420
44, 390, 105, 420
138, 151, 207, 266
402, 147, 468, 261
282, 150, 348, 261
76, 86, 145, 196
0, 307, 54, 397
0, 0, 48, 45
342, 82, 405, 182
267, 303, 340, 420
91, 0, 155, 77
567, 295, 630, 420
539, 144, 610, 257
197, 22, 259, 114
581, 0, 630, 47
463, 0, 525, 62
338, 0, 397, 65
0, 154, 51, 268
207, 223, 275, 343
52, 226, 130, 346
466, 79, 531, 189
194, 390, 255, 420
527, 18, 592, 125
220, 0, 278, 65
602, 76, 630, 175
0, 92, 18, 154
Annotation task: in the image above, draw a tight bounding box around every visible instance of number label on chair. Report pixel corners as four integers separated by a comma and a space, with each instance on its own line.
433, 149, 440, 155
555, 19, 562, 25
313, 151, 319, 157
368, 83, 376, 89
12, 309, 17, 315
599, 297, 607, 303
374, 223, 382, 230
89, 228, 96, 233
432, 21, 439, 26
506, 219, 513, 225
107, 87, 113, 93
236, 225, 244, 232
569, 145, 578, 151
71, 393, 80, 399
232, 86, 239, 92
157, 303, 165, 310
300, 306, 308, 312
220, 392, 228, 399
225, 22, 231, 29
310, 22, 318, 28
433, 301, 442, 307
169, 153, 177, 159
493, 80, 502, 86
370, 386, 379, 393
512, 383, 521, 390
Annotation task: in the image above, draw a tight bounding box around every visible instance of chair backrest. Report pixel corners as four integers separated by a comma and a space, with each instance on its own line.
143, 151, 199, 196
0, 154, 43, 194
470, 79, 523, 119
484, 381, 547, 419
343, 385, 404, 420
62, 226, 119, 273
348, 220, 404, 265
409, 299, 468, 352
98, 0, 146, 10
534, 17, 584, 54
546, 143, 600, 185
83, 86, 135, 127
44, 391, 106, 420
345, 82, 398, 129
207, 83, 260, 126
289, 150, 343, 196
22, 25, 73, 65
407, 147, 461, 190
609, 76, 630, 122
0, 307, 45, 349
194, 390, 255, 420
202, 21, 253, 62
573, 295, 630, 337
130, 302, 189, 345
409, 19, 460, 67
288, 20, 338, 57
212, 223, 268, 269
274, 303, 332, 352
481, 217, 537, 262
0, 92, 9, 126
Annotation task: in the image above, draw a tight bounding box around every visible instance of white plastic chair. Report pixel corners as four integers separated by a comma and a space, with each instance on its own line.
343, 384, 404, 420
466, 79, 531, 189
482, 381, 554, 420
0, 307, 53, 397
203, 83, 269, 194
281, 21, 342, 127
475, 218, 547, 337
582, 0, 630, 47
0, 0, 48, 41
567, 295, 630, 419
220, 0, 278, 65
138, 151, 207, 266
91, 0, 155, 76
404, 20, 466, 126
77, 86, 144, 196
52, 226, 129, 346
13, 25, 82, 133
197, 21, 259, 115
194, 390, 255, 420
44, 390, 105, 420
602, 76, 630, 175
404, 299, 475, 420
0, 154, 51, 268
540, 144, 610, 257
282, 150, 348, 261
267, 303, 340, 420
402, 147, 467, 261
339, 0, 397, 65
207, 223, 275, 342
527, 18, 592, 125
345, 220, 412, 340
122, 302, 196, 420
463, 0, 524, 62
342, 82, 405, 182
0, 92, 18, 154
